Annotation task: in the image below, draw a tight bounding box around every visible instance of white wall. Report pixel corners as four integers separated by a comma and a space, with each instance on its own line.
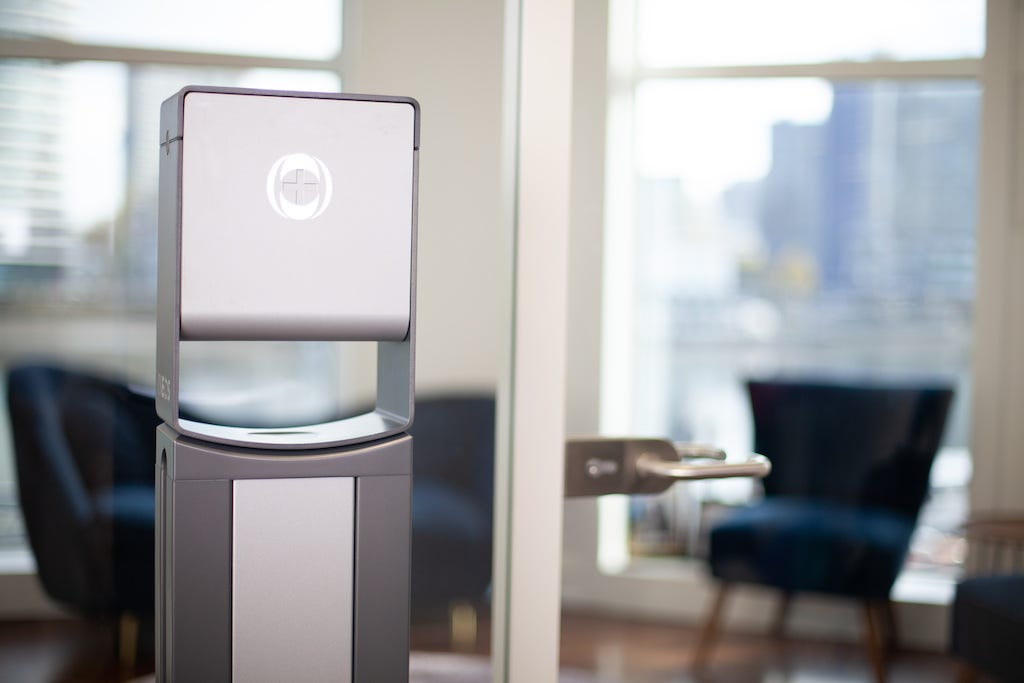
345, 0, 510, 395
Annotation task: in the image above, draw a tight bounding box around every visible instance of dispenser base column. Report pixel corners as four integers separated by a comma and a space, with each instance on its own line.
156, 426, 411, 683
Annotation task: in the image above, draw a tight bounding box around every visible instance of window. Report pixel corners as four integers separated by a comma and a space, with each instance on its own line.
0, 2, 353, 561
603, 0, 983, 589
636, 0, 984, 67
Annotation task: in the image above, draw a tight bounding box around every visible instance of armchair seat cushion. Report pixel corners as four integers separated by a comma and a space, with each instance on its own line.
94, 484, 157, 614
94, 485, 157, 528
952, 575, 1024, 681
412, 481, 490, 543
709, 498, 915, 598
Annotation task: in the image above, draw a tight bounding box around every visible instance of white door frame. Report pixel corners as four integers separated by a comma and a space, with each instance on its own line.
492, 0, 575, 681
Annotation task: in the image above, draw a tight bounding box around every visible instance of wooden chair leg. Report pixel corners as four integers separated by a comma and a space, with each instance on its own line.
118, 611, 139, 672
862, 600, 888, 683
449, 600, 478, 653
882, 599, 899, 653
955, 662, 980, 683
771, 592, 792, 638
693, 582, 731, 668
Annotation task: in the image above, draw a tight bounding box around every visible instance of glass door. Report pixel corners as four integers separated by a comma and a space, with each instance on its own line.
0, 1, 523, 682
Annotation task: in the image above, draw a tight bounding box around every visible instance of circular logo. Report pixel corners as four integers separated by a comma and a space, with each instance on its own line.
266, 153, 333, 220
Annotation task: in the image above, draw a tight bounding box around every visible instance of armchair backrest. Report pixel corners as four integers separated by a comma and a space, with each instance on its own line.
6, 363, 160, 612
747, 379, 954, 520
408, 394, 495, 520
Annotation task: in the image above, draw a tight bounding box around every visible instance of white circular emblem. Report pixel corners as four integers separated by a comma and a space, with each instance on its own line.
266, 153, 333, 220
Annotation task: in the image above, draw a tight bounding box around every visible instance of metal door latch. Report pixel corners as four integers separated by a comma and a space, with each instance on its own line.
564, 438, 771, 498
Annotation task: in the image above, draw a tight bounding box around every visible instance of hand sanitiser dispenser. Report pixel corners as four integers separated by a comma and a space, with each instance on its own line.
155, 87, 418, 683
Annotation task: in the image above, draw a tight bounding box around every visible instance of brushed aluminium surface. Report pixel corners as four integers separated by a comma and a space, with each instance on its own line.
232, 477, 355, 683
180, 92, 415, 341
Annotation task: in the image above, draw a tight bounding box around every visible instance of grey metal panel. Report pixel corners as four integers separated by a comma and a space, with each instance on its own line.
156, 94, 183, 429
169, 432, 412, 481
376, 147, 418, 431
167, 86, 420, 149
232, 478, 355, 683
161, 90, 185, 140
169, 478, 232, 683
179, 93, 414, 343
354, 475, 411, 683
155, 432, 169, 682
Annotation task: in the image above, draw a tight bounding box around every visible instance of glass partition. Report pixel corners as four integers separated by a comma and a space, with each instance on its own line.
0, 2, 517, 681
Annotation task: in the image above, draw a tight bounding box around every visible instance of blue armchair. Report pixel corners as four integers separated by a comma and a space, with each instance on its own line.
697, 379, 954, 683
7, 362, 160, 670
951, 515, 1024, 682
409, 394, 494, 622
8, 363, 160, 618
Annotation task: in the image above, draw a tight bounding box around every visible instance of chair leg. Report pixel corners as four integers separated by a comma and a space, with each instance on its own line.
449, 600, 478, 653
118, 611, 139, 672
771, 592, 792, 638
693, 582, 731, 668
882, 599, 899, 653
955, 662, 980, 683
861, 600, 888, 683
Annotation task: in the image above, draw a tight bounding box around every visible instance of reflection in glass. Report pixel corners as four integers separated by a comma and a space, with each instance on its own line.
0, 60, 345, 550
0, 60, 340, 313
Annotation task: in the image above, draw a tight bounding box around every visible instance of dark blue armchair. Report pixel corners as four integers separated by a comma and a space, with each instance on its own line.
697, 379, 954, 683
950, 515, 1024, 683
409, 394, 495, 625
8, 363, 160, 618
7, 362, 160, 670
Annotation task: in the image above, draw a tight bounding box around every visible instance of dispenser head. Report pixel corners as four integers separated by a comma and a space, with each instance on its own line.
173, 90, 417, 341
156, 87, 418, 449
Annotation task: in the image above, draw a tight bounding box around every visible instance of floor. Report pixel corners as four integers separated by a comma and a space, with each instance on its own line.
555, 613, 958, 682
0, 611, 960, 683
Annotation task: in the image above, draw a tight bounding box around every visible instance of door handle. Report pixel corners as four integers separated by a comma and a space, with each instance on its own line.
634, 451, 770, 481
564, 438, 771, 498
